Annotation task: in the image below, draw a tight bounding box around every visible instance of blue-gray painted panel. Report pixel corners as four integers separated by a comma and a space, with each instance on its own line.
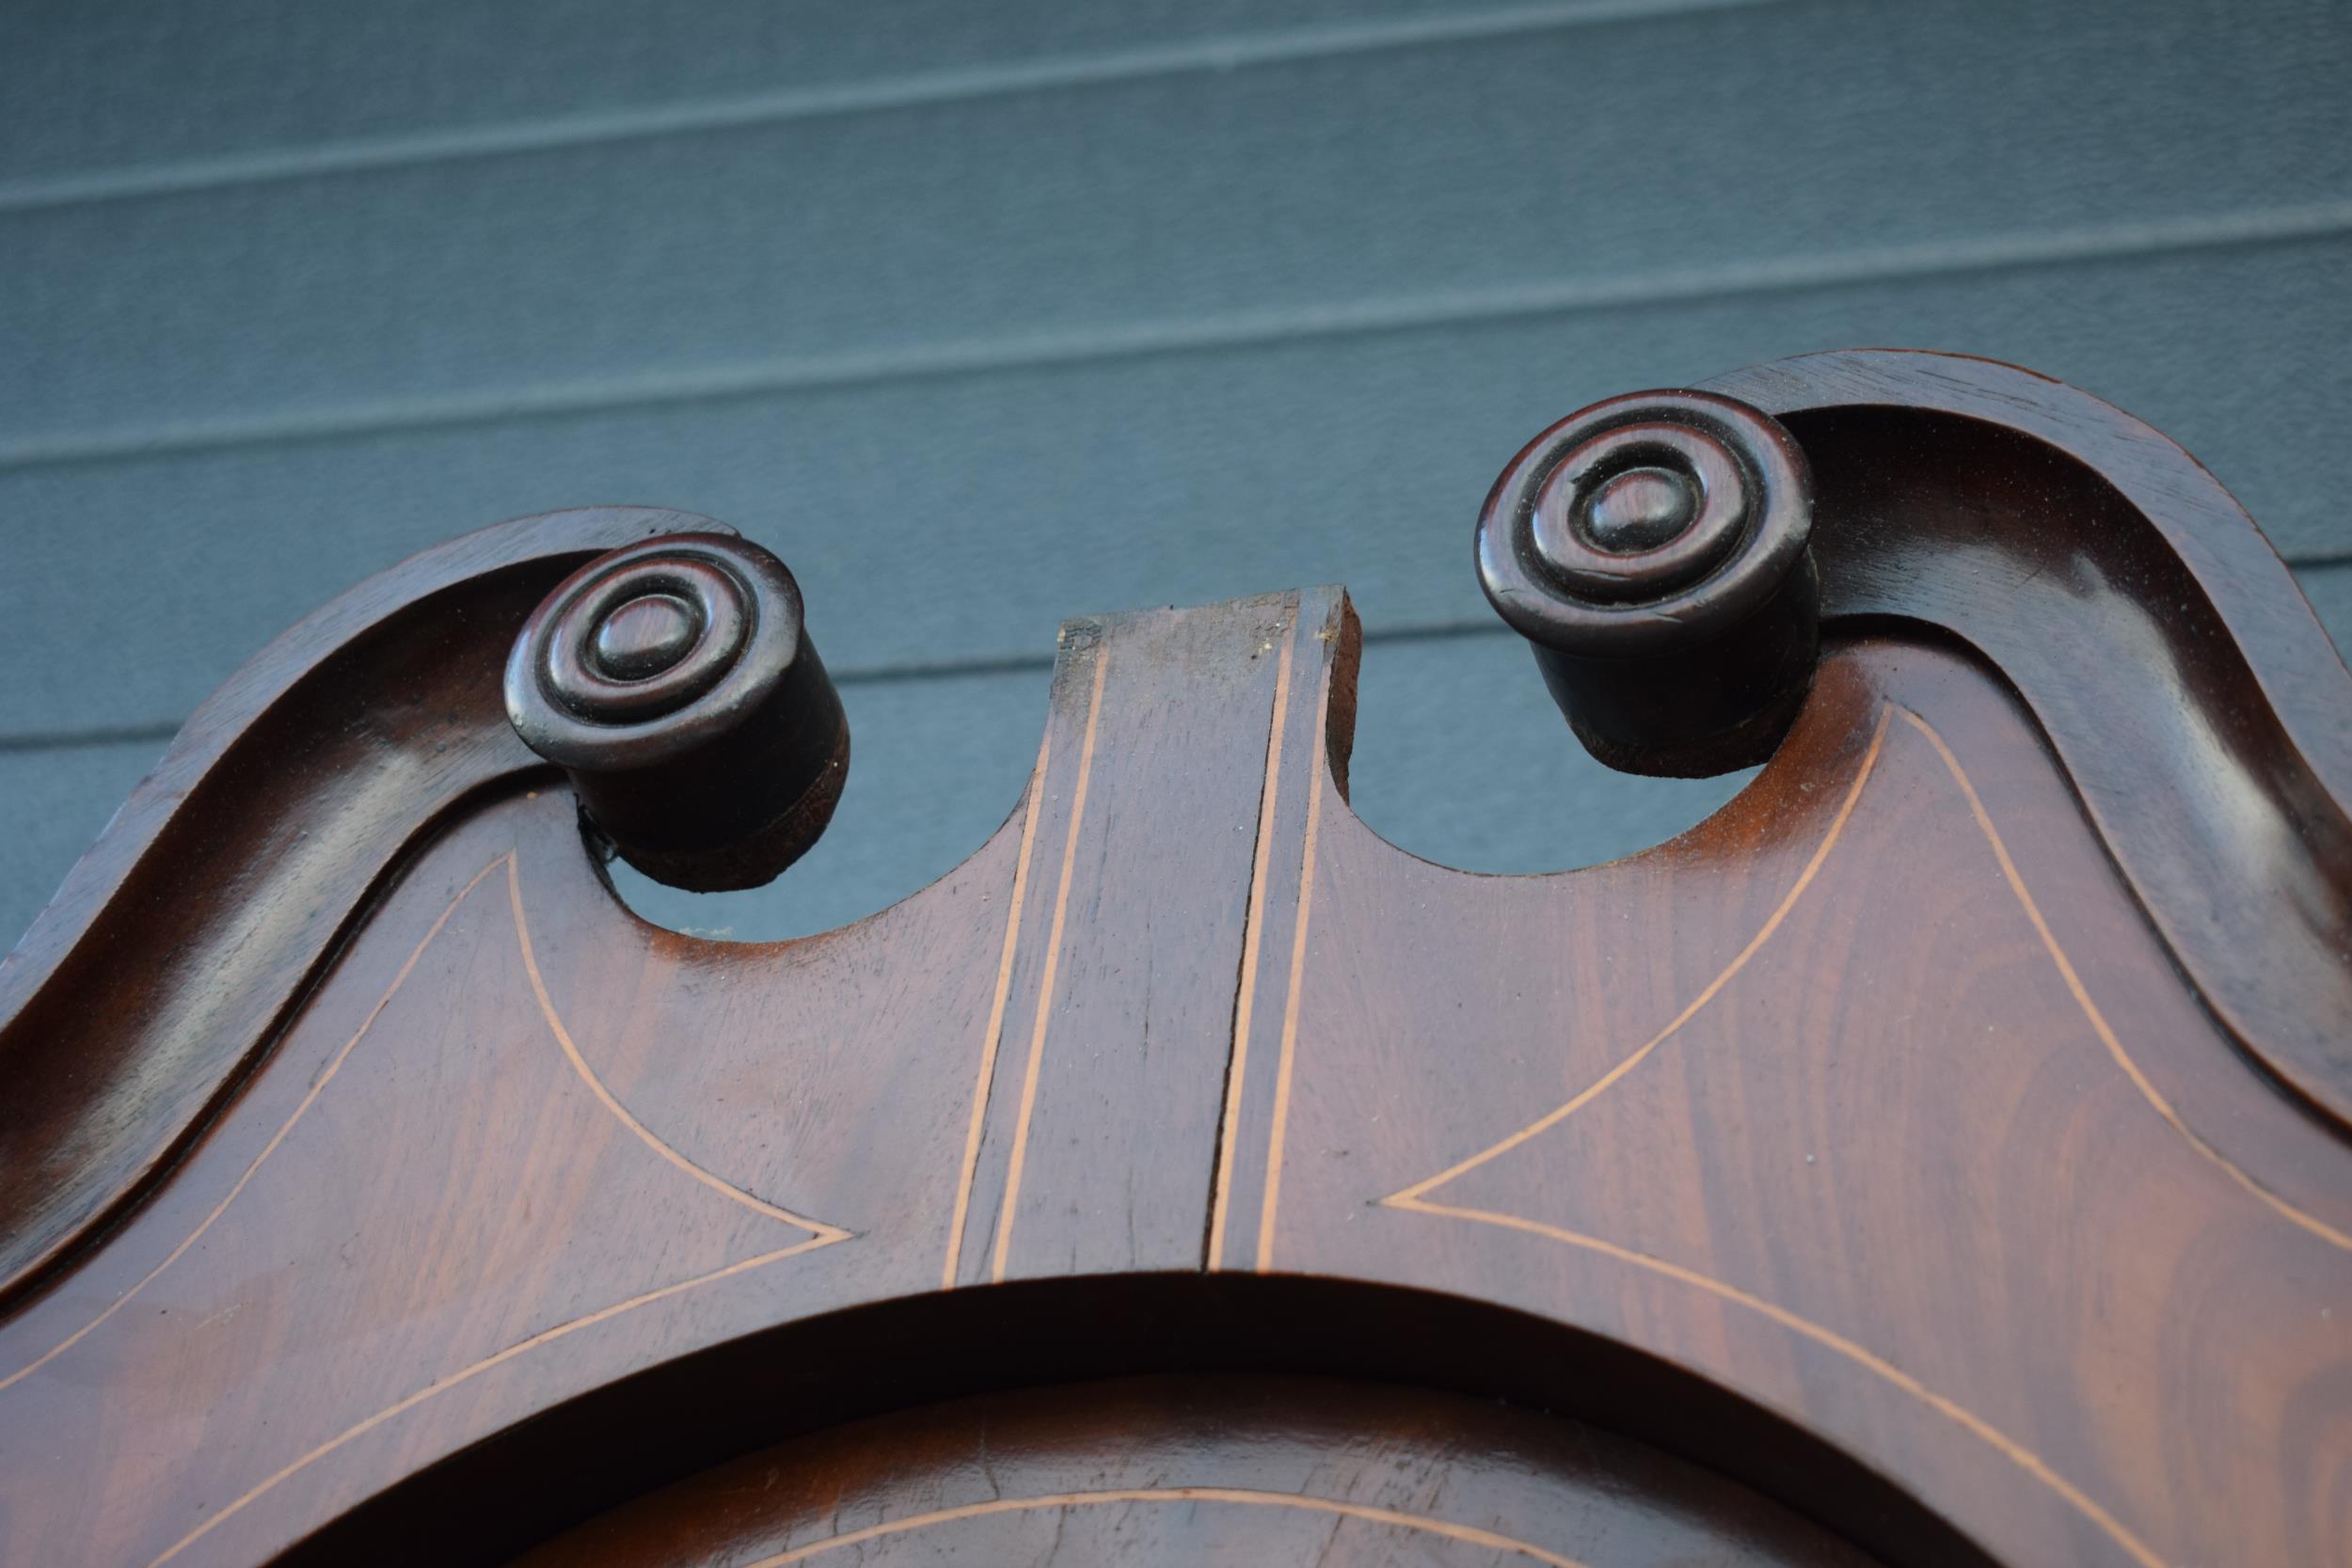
0, 737, 164, 954
2, 0, 1692, 186
5, 237, 2347, 737
6, 0, 2346, 447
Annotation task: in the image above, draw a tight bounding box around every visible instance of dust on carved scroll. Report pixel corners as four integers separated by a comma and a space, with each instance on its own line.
0, 811, 849, 1568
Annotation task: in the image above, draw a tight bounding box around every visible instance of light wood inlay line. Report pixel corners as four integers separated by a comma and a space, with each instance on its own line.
1384, 702, 2352, 1568
1388, 705, 1896, 1212
509, 857, 849, 1243
991, 646, 1110, 1284
1899, 707, 2352, 1252
1208, 617, 1296, 1270
738, 1484, 1593, 1567
1253, 636, 1334, 1274
0, 855, 511, 1396
142, 1234, 836, 1568
1390, 1195, 2170, 1568
942, 728, 1057, 1288
143, 847, 865, 1567
1393, 702, 2349, 1250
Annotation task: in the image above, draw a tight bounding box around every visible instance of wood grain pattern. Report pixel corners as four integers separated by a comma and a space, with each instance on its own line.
0, 506, 732, 1310
3, 352, 2347, 1567
516, 1376, 1883, 1567
1711, 350, 2352, 1132
1270, 640, 2352, 1568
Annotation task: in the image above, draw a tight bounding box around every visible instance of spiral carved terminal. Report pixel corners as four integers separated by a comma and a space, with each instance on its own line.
1474, 389, 1821, 777
505, 532, 849, 891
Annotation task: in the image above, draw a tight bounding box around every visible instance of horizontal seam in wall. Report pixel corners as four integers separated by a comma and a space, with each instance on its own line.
0, 0, 1774, 214
5, 198, 2350, 475
0, 722, 183, 755
10, 572, 2352, 756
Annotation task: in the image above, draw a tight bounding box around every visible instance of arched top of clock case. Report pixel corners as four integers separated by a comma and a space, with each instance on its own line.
3, 348, 2347, 1319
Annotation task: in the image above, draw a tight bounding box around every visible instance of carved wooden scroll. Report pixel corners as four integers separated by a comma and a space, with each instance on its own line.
2, 351, 2346, 1567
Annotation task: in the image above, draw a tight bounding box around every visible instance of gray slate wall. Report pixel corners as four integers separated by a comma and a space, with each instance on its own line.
6, 0, 2349, 944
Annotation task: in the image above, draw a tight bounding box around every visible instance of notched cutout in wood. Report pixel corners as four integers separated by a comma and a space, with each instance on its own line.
4, 352, 2349, 1568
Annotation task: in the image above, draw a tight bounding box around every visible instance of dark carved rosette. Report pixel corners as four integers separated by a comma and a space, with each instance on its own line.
504, 532, 849, 890
1475, 388, 1821, 776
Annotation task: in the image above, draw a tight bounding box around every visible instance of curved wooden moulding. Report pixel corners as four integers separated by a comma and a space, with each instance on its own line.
1, 351, 2347, 1568
1710, 349, 2352, 1138
512, 1371, 1895, 1567
0, 507, 747, 1308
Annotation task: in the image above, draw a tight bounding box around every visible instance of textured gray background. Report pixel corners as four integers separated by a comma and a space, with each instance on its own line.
5, 0, 2349, 945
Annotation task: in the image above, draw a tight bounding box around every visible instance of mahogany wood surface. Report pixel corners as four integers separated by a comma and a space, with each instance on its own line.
1711, 351, 2352, 1137
2, 352, 2348, 1568
516, 1375, 1883, 1566
0, 507, 735, 1306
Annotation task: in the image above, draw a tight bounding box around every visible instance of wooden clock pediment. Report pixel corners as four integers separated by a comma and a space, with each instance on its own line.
4, 352, 2347, 1568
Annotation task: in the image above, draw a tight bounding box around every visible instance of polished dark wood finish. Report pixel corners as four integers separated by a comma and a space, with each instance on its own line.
517, 1375, 1882, 1565
1477, 388, 1819, 775
504, 531, 849, 891
0, 506, 739, 1308
3, 352, 2348, 1568
1709, 352, 2352, 1138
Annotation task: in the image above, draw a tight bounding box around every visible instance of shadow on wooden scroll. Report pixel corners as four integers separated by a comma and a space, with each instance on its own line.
3, 350, 2348, 1568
